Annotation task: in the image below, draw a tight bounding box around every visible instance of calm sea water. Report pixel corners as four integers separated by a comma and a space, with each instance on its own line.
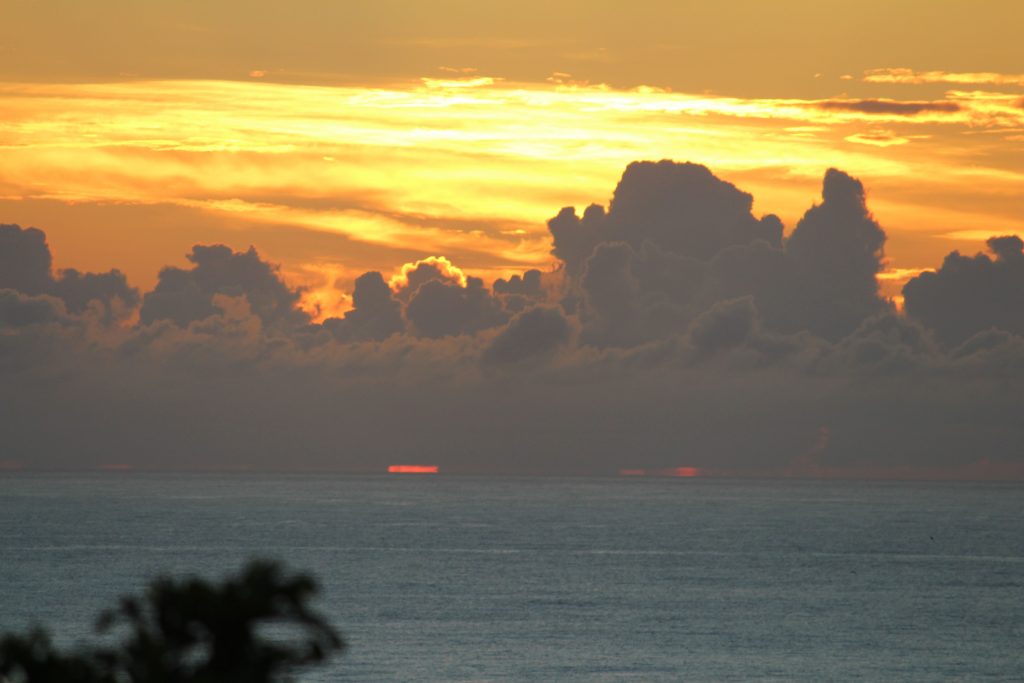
1, 474, 1022, 681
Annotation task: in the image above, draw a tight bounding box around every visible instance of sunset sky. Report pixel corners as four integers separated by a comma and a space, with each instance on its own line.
2, 2, 1024, 476
4, 1, 1024, 315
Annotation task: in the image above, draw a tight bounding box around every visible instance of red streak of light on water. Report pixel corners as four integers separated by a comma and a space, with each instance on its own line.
618, 467, 703, 477
387, 465, 440, 474
669, 467, 701, 477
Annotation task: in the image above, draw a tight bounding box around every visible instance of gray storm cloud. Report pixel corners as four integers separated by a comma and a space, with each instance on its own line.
1, 162, 1022, 476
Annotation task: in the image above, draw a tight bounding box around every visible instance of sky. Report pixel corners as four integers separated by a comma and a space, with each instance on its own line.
2, 1, 1024, 477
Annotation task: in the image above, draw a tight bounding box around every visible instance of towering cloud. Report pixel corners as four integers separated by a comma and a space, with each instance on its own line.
548, 161, 782, 279
783, 168, 888, 338
552, 162, 887, 345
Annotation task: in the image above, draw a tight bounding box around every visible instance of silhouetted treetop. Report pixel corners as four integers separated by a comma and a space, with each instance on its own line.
0, 560, 343, 683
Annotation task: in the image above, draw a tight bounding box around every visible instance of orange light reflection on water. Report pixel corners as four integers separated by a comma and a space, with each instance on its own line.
618, 467, 703, 477
388, 465, 440, 474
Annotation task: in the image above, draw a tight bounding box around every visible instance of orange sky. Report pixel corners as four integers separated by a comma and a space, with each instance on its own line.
2, 1, 1022, 318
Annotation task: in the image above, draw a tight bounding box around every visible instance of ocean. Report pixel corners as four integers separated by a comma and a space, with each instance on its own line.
1, 473, 1022, 681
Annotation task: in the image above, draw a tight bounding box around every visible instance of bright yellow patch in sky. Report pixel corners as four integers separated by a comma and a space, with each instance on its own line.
389, 256, 468, 291
1, 73, 1023, 317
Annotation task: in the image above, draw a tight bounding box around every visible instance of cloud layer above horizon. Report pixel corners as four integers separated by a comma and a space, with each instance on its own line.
3, 72, 1024, 314
3, 161, 1024, 478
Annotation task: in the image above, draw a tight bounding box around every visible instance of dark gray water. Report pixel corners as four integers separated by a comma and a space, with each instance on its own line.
1, 474, 1022, 681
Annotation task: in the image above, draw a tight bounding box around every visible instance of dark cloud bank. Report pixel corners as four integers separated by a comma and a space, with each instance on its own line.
3, 161, 1024, 477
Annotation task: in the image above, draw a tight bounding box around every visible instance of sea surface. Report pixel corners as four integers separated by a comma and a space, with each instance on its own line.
1, 473, 1022, 681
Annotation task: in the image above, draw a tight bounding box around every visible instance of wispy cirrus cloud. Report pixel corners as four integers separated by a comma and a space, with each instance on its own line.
843, 130, 911, 147
864, 68, 1024, 87
2, 76, 1024, 294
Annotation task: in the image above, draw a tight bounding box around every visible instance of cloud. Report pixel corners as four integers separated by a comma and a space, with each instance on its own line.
389, 256, 467, 300
421, 76, 498, 89
903, 235, 1024, 346
554, 162, 886, 343
817, 99, 960, 115
2, 163, 1024, 477
51, 268, 138, 317
844, 131, 910, 147
603, 160, 783, 260
0, 225, 52, 295
405, 276, 508, 338
688, 297, 757, 356
827, 313, 940, 373
0, 289, 66, 328
481, 305, 572, 364
6, 75, 1024, 295
782, 168, 889, 339
322, 272, 404, 342
492, 268, 549, 313
492, 268, 543, 297
863, 68, 1024, 87
0, 224, 138, 322
139, 244, 308, 331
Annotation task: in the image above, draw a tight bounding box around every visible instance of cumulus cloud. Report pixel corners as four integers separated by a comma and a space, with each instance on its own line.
493, 269, 543, 297
688, 297, 758, 356
782, 168, 889, 338
389, 256, 467, 301
482, 305, 572, 365
0, 225, 53, 295
0, 289, 67, 328
903, 235, 1024, 346
0, 224, 138, 322
322, 271, 404, 342
2, 163, 1024, 477
550, 162, 783, 275
405, 276, 508, 338
553, 162, 886, 344
492, 268, 549, 313
139, 244, 308, 331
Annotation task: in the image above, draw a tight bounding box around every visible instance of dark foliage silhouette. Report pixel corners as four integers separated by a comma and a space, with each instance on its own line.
0, 561, 343, 683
